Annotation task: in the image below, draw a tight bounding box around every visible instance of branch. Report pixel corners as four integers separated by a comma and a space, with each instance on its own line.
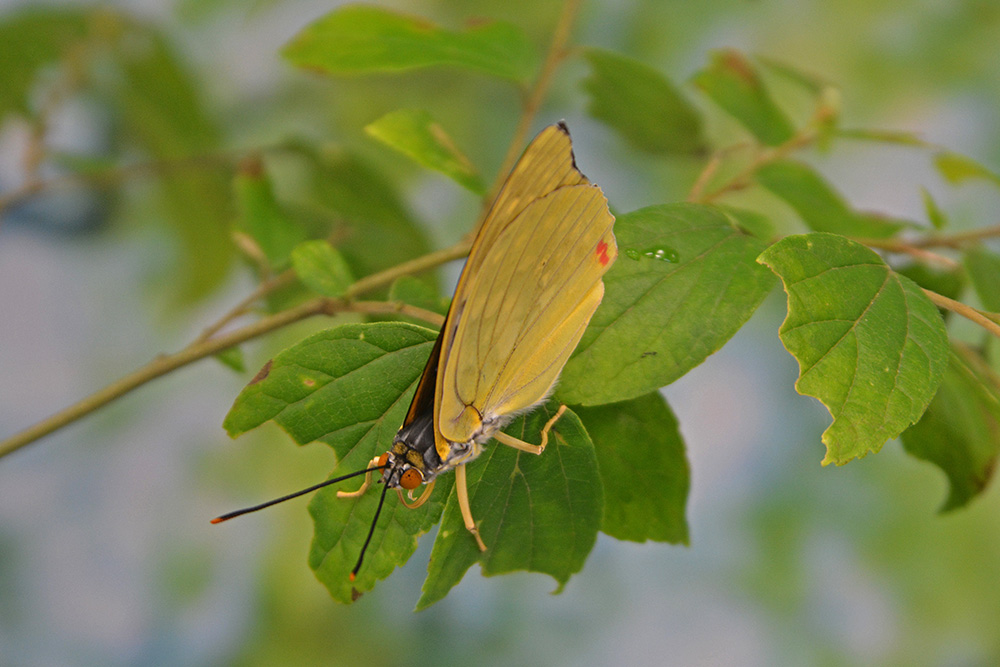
693, 130, 817, 203
480, 0, 583, 218
0, 241, 468, 460
923, 289, 1000, 339
854, 238, 960, 268
909, 224, 1000, 249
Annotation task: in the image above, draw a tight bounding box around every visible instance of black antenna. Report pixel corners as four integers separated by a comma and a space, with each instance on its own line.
210, 464, 386, 524
350, 479, 391, 581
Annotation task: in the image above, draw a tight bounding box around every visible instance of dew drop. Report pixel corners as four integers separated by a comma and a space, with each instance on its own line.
625, 245, 679, 263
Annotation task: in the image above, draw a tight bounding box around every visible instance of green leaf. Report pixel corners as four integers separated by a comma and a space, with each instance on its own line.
365, 109, 484, 193
223, 322, 436, 445
310, 450, 453, 604
0, 7, 89, 119
900, 347, 1000, 511
234, 159, 308, 268
582, 48, 705, 155
964, 246, 1000, 313
558, 203, 776, 406
692, 49, 795, 146
282, 5, 537, 82
756, 160, 907, 238
223, 322, 441, 601
113, 24, 233, 302
757, 233, 949, 464
417, 404, 601, 610
719, 205, 776, 240
934, 151, 1000, 188
755, 56, 829, 95
388, 275, 450, 316
295, 146, 435, 289
290, 240, 354, 298
835, 128, 928, 147
920, 186, 948, 230
214, 347, 246, 373
576, 393, 689, 544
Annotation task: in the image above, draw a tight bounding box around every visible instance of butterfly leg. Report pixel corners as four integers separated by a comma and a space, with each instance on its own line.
336, 456, 382, 498
455, 463, 488, 551
492, 404, 568, 455
397, 479, 436, 509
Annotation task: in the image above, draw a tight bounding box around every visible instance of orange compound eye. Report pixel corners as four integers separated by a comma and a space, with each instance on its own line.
376, 453, 389, 468
400, 468, 423, 490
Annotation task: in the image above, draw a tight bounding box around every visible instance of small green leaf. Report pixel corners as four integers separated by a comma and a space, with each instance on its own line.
934, 151, 1000, 188
756, 160, 907, 238
719, 205, 776, 240
113, 23, 233, 302
282, 5, 537, 82
389, 275, 450, 316
692, 49, 795, 146
758, 233, 949, 464
900, 347, 1000, 512
558, 203, 776, 406
293, 145, 435, 288
418, 405, 601, 610
290, 240, 354, 297
835, 128, 928, 147
582, 48, 705, 155
234, 159, 308, 268
214, 347, 246, 373
920, 186, 948, 230
964, 246, 1000, 313
755, 56, 828, 95
576, 392, 689, 544
365, 109, 484, 193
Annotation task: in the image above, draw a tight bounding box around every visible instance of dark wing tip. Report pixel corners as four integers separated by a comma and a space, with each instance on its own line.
552, 120, 580, 173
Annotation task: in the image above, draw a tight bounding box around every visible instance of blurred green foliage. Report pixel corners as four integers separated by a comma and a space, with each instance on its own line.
3, 0, 1000, 664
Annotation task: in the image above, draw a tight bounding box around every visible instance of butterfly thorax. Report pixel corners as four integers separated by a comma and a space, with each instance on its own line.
387, 412, 488, 486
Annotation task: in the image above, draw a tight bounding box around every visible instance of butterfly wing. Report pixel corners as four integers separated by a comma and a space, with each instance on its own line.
434, 124, 617, 454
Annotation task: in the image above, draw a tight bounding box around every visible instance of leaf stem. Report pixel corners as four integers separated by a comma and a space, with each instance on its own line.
923, 289, 1000, 339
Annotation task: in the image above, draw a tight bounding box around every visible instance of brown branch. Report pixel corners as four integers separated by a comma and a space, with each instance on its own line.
909, 224, 1000, 249
478, 0, 583, 224
854, 238, 960, 268
0, 239, 469, 460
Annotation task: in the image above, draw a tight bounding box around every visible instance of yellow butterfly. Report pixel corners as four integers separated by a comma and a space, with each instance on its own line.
214, 122, 617, 579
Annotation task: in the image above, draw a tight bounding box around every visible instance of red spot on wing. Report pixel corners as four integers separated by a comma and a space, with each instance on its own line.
595, 240, 610, 267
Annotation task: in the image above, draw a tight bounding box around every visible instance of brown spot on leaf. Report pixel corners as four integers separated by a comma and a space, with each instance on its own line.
721, 49, 757, 86
249, 359, 272, 385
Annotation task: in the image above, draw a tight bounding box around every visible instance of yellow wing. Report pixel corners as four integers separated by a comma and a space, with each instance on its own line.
434, 124, 617, 455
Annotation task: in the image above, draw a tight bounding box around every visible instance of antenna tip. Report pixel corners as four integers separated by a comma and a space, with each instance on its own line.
210, 517, 225, 524
349, 572, 356, 582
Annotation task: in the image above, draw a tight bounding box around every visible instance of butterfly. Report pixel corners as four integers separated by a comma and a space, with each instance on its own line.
213, 122, 617, 580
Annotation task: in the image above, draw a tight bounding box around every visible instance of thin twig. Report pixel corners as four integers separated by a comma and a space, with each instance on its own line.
696, 130, 817, 203
910, 224, 1000, 249
0, 241, 469, 460
923, 289, 1000, 339
478, 0, 583, 222
855, 238, 960, 268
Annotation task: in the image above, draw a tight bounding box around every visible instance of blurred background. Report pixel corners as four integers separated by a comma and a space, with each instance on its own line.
2, 0, 1000, 665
